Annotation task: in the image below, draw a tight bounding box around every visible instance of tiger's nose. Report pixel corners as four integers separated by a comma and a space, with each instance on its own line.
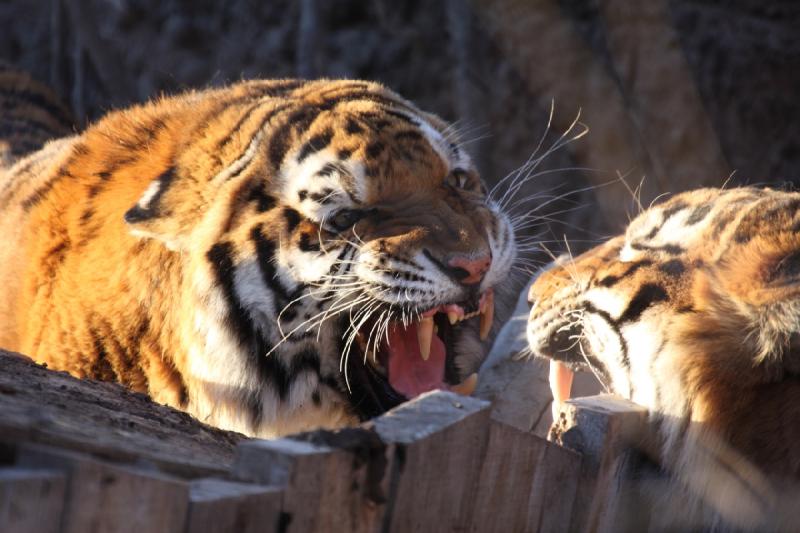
447, 254, 492, 285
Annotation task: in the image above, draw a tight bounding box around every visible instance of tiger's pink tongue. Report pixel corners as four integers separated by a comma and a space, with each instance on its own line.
386, 323, 446, 398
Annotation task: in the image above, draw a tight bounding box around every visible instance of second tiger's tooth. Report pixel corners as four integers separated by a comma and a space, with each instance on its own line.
418, 317, 434, 360
479, 290, 495, 340
447, 311, 459, 325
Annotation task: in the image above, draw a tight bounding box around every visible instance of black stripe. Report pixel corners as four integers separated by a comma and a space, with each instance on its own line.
21, 168, 74, 212
316, 162, 339, 177
366, 141, 384, 159
296, 129, 333, 162
658, 259, 685, 276
686, 203, 712, 225
597, 260, 653, 287
384, 109, 419, 126
617, 283, 669, 324
346, 118, 363, 134
283, 207, 302, 233
206, 242, 260, 347
88, 327, 117, 381
216, 101, 293, 151
268, 89, 418, 169
661, 201, 689, 221
251, 225, 306, 322
299, 232, 321, 252
246, 186, 277, 212
207, 241, 289, 424
582, 302, 630, 369
269, 106, 320, 168
394, 130, 424, 142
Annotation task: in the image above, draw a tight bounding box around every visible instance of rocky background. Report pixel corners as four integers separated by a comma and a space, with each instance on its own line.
2, 0, 799, 260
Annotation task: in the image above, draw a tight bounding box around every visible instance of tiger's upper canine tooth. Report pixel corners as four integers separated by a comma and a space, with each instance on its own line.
451, 373, 478, 396
447, 311, 459, 325
479, 290, 494, 340
418, 317, 434, 360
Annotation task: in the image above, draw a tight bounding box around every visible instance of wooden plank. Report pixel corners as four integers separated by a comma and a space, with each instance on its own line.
186, 478, 282, 533
233, 428, 387, 533
468, 420, 580, 532
549, 394, 648, 533
369, 390, 491, 532
14, 444, 189, 533
0, 468, 65, 533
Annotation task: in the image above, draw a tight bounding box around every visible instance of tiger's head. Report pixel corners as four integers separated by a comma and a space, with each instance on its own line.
119, 80, 515, 433
527, 187, 800, 475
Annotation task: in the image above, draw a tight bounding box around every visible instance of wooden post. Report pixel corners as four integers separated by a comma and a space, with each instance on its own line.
549, 394, 649, 533
233, 429, 388, 533
369, 390, 491, 532
0, 468, 65, 533
468, 419, 581, 532
186, 478, 282, 533
14, 444, 189, 533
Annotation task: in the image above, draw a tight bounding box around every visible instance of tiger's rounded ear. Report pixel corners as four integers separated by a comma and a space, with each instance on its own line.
716, 234, 800, 307
124, 166, 242, 251
707, 233, 800, 366
123, 168, 190, 250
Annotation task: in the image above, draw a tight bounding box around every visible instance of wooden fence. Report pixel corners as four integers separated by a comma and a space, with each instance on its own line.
0, 351, 652, 533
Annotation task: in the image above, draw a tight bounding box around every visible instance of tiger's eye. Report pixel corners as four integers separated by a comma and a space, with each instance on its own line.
330, 209, 364, 231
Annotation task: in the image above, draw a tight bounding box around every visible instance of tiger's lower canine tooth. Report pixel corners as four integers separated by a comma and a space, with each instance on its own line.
418, 317, 434, 360
447, 311, 459, 325
479, 290, 494, 340
451, 373, 478, 396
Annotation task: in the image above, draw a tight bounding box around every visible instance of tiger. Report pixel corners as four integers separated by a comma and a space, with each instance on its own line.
0, 66, 516, 438
527, 186, 800, 530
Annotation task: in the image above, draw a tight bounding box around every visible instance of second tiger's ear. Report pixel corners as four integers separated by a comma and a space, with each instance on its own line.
709, 230, 800, 368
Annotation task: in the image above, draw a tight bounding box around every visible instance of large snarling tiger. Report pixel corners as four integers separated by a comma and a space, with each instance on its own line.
0, 66, 515, 437
528, 187, 800, 529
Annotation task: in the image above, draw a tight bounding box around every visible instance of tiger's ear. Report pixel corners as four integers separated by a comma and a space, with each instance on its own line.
124, 165, 244, 251
709, 232, 800, 365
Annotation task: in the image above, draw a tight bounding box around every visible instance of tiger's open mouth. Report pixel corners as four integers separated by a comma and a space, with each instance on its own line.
345, 288, 494, 419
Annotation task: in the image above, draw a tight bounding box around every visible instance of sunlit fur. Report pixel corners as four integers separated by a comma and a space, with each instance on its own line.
0, 73, 515, 437
528, 187, 800, 530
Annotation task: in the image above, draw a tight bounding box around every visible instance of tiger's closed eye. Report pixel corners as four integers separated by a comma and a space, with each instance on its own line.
329, 209, 365, 232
